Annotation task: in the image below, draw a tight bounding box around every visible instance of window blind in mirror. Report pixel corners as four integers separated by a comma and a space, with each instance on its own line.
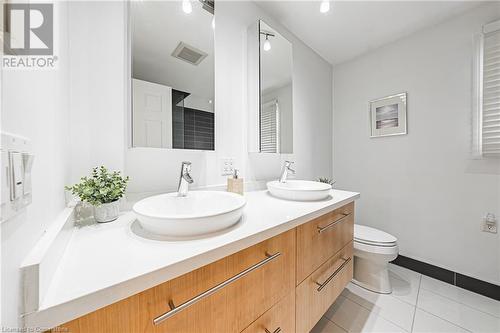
260, 100, 280, 153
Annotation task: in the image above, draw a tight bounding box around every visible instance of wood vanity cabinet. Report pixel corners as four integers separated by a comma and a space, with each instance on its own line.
240, 291, 296, 333
296, 243, 353, 333
52, 203, 354, 333
296, 202, 354, 285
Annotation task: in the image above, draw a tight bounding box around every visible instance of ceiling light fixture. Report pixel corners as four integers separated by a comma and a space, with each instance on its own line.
320, 0, 330, 13
182, 0, 192, 14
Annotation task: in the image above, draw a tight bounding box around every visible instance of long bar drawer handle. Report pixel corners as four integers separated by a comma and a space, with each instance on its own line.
265, 327, 282, 333
153, 252, 282, 325
317, 213, 351, 234
315, 257, 352, 292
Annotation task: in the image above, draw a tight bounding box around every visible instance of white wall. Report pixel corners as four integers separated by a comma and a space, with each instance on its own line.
333, 3, 500, 284
1, 3, 70, 327
68, 1, 126, 182
126, 0, 333, 193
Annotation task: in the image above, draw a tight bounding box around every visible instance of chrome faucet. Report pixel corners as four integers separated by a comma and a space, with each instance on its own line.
279, 161, 295, 183
177, 161, 194, 197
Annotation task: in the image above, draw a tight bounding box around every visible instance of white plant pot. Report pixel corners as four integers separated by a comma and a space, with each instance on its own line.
93, 200, 120, 223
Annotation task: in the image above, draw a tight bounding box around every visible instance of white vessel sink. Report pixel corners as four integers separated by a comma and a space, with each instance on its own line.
133, 191, 246, 239
267, 180, 332, 201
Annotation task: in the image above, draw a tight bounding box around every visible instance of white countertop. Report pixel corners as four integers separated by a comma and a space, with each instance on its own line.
23, 189, 359, 328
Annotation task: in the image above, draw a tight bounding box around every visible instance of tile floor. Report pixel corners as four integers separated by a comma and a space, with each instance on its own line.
311, 264, 500, 333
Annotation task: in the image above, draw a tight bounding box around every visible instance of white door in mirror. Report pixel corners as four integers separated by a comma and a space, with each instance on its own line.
267, 180, 332, 201
132, 79, 172, 149
133, 191, 246, 239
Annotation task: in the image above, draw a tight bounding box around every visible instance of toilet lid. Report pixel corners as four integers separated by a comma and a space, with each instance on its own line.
354, 224, 397, 247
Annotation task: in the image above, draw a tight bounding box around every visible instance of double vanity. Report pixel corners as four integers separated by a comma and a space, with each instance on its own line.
23, 179, 358, 333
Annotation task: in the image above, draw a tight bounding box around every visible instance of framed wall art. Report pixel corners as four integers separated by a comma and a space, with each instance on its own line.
370, 92, 407, 138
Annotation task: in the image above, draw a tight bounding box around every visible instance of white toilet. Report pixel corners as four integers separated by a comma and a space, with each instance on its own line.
353, 224, 399, 294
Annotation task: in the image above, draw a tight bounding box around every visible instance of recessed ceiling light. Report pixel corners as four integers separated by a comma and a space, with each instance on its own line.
320, 0, 330, 14
182, 0, 192, 14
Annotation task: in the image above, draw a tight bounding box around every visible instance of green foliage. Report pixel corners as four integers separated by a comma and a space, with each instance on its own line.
317, 177, 336, 186
65, 166, 129, 206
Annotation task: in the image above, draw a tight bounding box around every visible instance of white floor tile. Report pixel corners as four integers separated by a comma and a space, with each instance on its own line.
342, 282, 415, 331
412, 309, 470, 333
311, 317, 348, 333
388, 264, 422, 306
324, 295, 407, 332
420, 276, 500, 319
417, 288, 500, 332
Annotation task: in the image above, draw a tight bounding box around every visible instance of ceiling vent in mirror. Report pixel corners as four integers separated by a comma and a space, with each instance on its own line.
199, 0, 215, 14
172, 42, 208, 66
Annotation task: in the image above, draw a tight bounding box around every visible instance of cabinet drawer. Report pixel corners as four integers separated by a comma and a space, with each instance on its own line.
53, 230, 296, 333
241, 291, 295, 333
296, 202, 354, 284
296, 242, 353, 333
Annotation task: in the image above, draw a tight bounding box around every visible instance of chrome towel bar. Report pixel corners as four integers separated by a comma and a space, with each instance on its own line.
317, 213, 351, 234
153, 251, 282, 325
315, 257, 351, 292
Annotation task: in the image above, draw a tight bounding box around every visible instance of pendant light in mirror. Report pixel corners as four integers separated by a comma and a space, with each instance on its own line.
260, 31, 275, 52
263, 35, 271, 51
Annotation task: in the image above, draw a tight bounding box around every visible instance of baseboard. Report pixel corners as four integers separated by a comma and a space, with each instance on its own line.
391, 255, 500, 301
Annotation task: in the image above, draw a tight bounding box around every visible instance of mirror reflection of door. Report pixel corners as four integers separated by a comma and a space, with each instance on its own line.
259, 20, 293, 154
131, 0, 215, 151
132, 79, 172, 148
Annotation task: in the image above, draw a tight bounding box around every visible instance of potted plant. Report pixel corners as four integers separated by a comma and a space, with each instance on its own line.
317, 177, 336, 186
65, 166, 129, 223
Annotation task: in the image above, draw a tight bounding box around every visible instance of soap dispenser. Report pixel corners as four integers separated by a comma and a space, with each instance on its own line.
227, 169, 244, 195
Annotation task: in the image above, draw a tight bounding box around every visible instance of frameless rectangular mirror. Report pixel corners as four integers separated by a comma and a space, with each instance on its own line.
130, 0, 215, 150
247, 20, 293, 154
260, 21, 293, 153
